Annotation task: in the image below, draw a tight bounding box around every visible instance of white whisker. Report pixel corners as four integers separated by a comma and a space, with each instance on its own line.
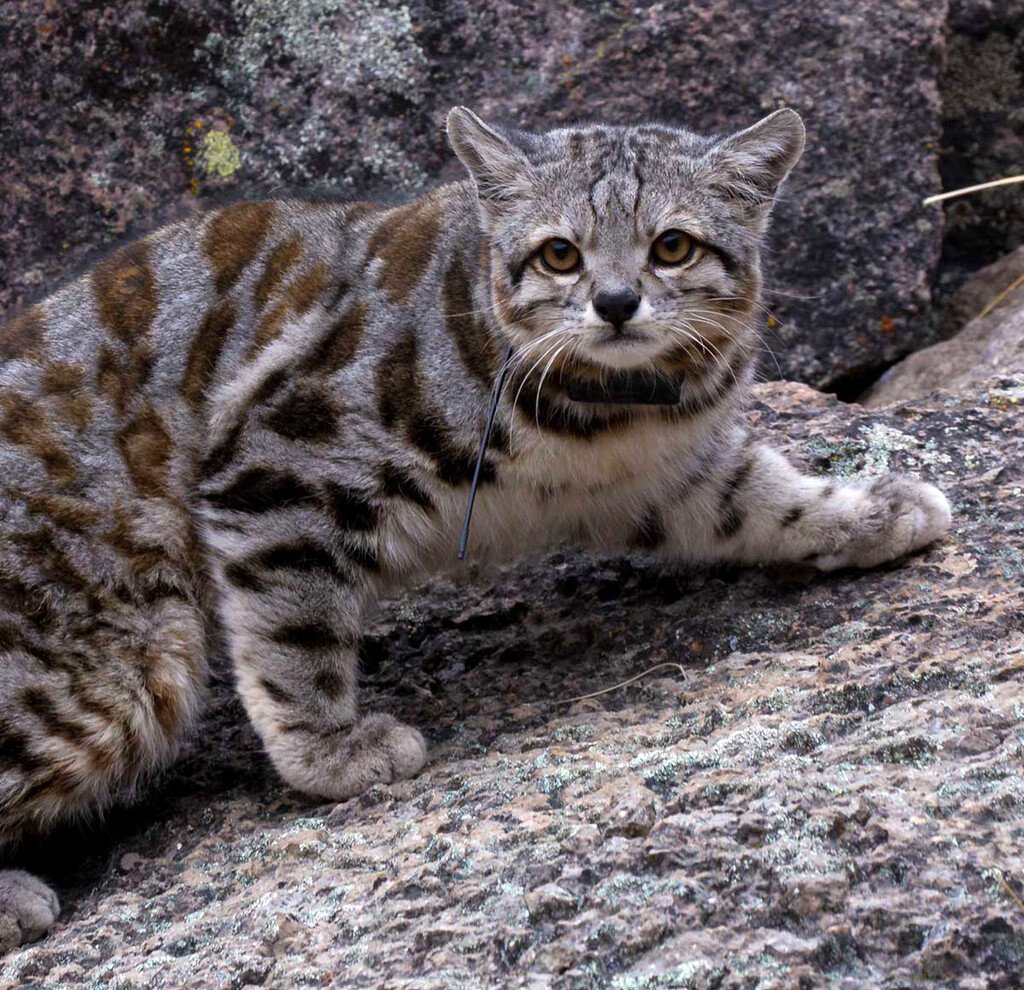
506, 335, 570, 450
535, 342, 568, 427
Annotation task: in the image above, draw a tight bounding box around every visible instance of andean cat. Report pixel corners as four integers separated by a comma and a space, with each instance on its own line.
0, 106, 951, 948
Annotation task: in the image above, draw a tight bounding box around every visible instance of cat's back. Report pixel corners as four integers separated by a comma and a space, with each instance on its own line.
0, 198, 375, 390
0, 185, 480, 403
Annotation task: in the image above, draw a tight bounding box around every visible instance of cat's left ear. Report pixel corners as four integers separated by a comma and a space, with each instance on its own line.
706, 108, 805, 211
446, 107, 535, 218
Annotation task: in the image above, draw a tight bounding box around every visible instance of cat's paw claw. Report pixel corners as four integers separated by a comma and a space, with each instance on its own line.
906, 480, 953, 547
0, 870, 59, 954
868, 476, 952, 560
327, 715, 427, 799
385, 722, 429, 780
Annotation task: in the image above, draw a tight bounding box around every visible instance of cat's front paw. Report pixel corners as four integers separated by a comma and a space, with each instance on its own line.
813, 475, 952, 571
270, 713, 428, 802
0, 870, 59, 954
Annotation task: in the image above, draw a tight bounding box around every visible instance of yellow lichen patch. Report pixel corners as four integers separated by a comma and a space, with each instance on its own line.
202, 130, 243, 178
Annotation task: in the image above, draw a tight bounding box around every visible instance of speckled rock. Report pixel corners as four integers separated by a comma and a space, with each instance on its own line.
0, 0, 949, 391
3, 379, 1023, 989
864, 251, 1024, 406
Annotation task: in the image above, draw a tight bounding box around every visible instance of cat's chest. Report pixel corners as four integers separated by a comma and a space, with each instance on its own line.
500, 417, 701, 507
388, 415, 718, 575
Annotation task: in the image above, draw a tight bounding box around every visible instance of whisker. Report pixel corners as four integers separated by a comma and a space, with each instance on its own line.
704, 296, 784, 325
673, 321, 729, 368
506, 335, 569, 449
663, 322, 715, 363
662, 326, 707, 366
535, 342, 568, 427
674, 305, 783, 380
501, 328, 569, 386
760, 286, 823, 302
736, 323, 785, 380
533, 342, 571, 453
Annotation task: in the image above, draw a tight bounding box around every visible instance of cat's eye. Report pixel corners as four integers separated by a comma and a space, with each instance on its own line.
651, 229, 697, 267
538, 238, 581, 274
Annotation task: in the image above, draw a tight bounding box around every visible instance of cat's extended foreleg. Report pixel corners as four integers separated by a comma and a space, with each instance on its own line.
660, 430, 951, 570
215, 557, 426, 801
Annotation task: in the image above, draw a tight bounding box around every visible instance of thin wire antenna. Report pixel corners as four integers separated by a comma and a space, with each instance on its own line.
551, 662, 687, 706
922, 174, 1024, 206
458, 344, 516, 560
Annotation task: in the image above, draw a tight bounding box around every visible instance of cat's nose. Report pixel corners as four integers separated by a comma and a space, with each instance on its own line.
593, 288, 641, 327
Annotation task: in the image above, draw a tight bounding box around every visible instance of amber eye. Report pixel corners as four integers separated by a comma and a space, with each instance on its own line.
651, 229, 696, 266
539, 238, 582, 274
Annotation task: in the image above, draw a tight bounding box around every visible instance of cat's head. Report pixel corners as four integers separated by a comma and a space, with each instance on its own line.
447, 107, 803, 378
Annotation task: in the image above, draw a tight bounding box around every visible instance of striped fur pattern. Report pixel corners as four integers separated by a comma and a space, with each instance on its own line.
0, 107, 951, 948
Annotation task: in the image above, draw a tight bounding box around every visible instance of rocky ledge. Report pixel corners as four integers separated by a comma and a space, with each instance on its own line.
3, 379, 1022, 989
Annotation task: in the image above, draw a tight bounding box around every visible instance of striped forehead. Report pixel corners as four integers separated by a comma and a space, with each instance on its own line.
588, 168, 640, 225
562, 129, 644, 227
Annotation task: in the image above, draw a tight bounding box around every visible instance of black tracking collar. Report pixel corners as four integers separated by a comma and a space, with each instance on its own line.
563, 369, 685, 406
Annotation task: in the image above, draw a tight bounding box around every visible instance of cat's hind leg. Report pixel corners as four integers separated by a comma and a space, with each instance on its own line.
0, 597, 207, 951
0, 498, 209, 952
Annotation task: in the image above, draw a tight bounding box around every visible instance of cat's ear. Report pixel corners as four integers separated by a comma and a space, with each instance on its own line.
706, 108, 805, 211
446, 107, 534, 216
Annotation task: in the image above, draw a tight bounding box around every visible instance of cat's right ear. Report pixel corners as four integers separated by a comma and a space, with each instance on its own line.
446, 107, 534, 217
703, 108, 805, 221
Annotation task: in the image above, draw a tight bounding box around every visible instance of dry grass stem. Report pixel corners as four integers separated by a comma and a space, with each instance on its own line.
553, 662, 687, 706
922, 174, 1024, 206
974, 272, 1024, 322
1000, 873, 1024, 915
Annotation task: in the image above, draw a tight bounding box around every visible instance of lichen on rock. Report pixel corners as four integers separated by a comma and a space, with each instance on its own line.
200, 130, 242, 178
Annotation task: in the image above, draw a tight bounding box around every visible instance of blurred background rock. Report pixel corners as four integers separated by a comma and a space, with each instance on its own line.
2, 0, 1019, 397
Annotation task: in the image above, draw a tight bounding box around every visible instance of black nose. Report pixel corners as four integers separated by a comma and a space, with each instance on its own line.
593, 287, 641, 327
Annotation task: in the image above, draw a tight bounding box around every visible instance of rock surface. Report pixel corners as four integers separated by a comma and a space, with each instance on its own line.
0, 0, 949, 390
864, 248, 1024, 406
3, 380, 1023, 989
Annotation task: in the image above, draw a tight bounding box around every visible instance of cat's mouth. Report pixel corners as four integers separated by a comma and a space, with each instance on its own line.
596, 326, 650, 344
583, 324, 665, 370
